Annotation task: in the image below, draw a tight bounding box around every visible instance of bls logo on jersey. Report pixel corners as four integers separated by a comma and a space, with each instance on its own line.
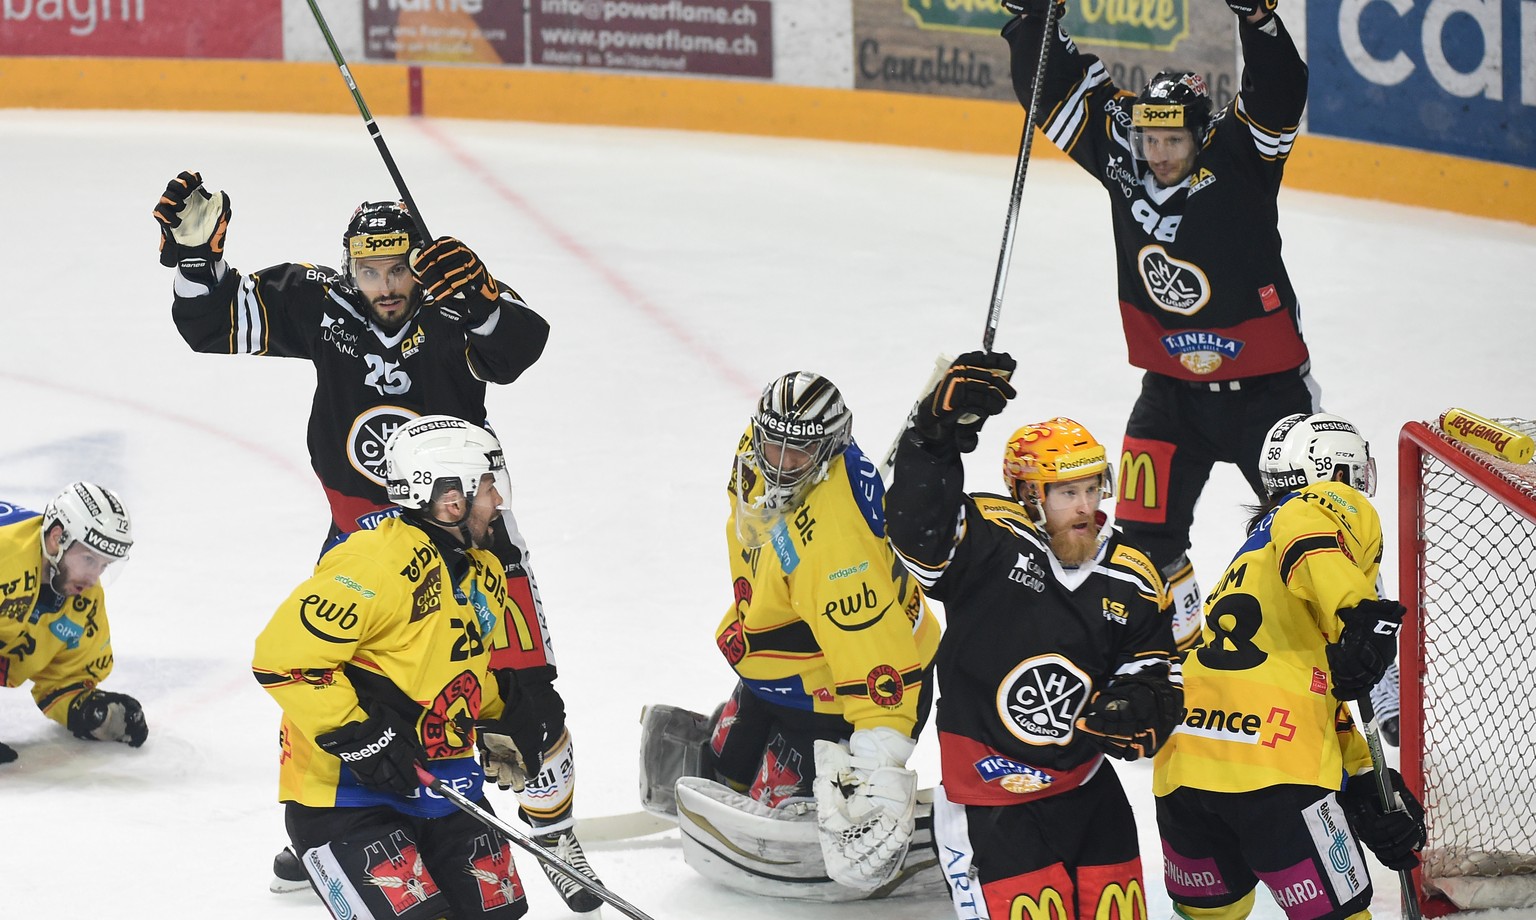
349, 405, 420, 486
995, 654, 1092, 746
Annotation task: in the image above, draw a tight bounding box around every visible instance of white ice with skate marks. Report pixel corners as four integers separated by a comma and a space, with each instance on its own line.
1, 108, 1533, 919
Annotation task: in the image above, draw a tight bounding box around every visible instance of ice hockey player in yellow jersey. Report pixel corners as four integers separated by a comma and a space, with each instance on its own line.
640, 371, 940, 899
0, 482, 144, 765
1154, 413, 1426, 919
253, 416, 544, 919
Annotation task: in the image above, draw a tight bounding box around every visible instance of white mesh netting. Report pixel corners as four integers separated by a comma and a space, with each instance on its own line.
1409, 415, 1536, 912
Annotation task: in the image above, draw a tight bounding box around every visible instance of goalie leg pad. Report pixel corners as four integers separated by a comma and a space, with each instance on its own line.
676, 777, 943, 902
638, 704, 714, 817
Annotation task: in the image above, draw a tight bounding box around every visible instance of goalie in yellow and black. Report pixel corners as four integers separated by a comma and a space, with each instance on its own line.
637, 371, 941, 901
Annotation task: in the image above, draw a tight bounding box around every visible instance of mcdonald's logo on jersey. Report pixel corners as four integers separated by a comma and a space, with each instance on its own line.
1115, 437, 1176, 524
1095, 880, 1147, 919
1009, 888, 1069, 920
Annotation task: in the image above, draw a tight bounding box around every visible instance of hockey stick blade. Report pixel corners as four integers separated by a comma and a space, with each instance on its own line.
879, 353, 956, 482
416, 767, 661, 920
575, 810, 677, 844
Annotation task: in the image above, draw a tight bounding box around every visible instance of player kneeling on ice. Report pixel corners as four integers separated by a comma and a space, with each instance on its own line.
883, 352, 1182, 920
639, 371, 942, 900
252, 416, 577, 919
1152, 413, 1426, 919
0, 483, 145, 765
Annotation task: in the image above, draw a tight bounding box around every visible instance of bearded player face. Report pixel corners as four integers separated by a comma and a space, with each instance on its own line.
1040, 474, 1105, 567
353, 254, 420, 333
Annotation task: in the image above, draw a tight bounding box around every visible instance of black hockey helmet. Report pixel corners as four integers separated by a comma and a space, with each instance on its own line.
1130, 70, 1212, 156
340, 200, 423, 288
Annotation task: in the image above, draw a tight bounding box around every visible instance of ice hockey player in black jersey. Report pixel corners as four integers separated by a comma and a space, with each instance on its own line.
155, 171, 601, 909
1001, 0, 1321, 653
886, 352, 1182, 920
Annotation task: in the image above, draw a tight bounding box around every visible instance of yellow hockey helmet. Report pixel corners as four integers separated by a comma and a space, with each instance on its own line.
1002, 418, 1112, 509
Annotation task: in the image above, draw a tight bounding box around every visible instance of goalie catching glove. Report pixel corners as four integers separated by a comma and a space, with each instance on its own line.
410, 237, 501, 326
67, 690, 148, 747
1327, 598, 1405, 701
1074, 672, 1181, 761
1340, 769, 1426, 870
154, 170, 231, 282
812, 727, 918, 891
914, 351, 1017, 453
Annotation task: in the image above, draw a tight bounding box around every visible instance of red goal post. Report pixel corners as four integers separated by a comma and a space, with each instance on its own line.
1398, 415, 1536, 916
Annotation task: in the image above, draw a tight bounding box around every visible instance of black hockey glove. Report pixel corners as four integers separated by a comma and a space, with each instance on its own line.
1341, 770, 1426, 870
478, 672, 565, 791
914, 351, 1017, 453
410, 237, 501, 325
1074, 673, 1182, 761
154, 170, 231, 280
1224, 0, 1277, 19
0, 740, 17, 765
1327, 598, 1405, 701
316, 710, 424, 796
67, 690, 149, 747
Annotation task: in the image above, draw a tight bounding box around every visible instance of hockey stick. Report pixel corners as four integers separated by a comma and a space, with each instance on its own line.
880, 6, 1059, 481
416, 767, 661, 920
576, 809, 676, 844
304, 0, 432, 242
877, 353, 955, 481
1357, 697, 1425, 920
981, 0, 1060, 353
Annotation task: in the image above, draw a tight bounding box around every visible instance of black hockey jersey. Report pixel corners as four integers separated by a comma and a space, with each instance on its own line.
1005, 14, 1310, 382
172, 263, 548, 533
886, 437, 1178, 806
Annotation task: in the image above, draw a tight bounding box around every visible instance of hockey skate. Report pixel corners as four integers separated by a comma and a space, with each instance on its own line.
270, 846, 309, 894
1369, 661, 1401, 747
536, 828, 604, 913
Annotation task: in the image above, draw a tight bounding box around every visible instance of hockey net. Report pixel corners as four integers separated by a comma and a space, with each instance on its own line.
1399, 414, 1536, 916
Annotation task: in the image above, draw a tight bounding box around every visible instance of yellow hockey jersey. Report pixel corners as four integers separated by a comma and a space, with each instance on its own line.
719, 432, 940, 736
1154, 483, 1378, 796
252, 517, 510, 817
0, 507, 116, 726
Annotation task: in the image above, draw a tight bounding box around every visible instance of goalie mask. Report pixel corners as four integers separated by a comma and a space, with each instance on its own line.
1259, 412, 1376, 497
1002, 418, 1112, 522
735, 372, 852, 547
384, 415, 511, 537
41, 482, 133, 591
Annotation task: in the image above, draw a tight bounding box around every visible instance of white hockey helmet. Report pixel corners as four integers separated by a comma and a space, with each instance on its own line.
1259, 412, 1376, 497
383, 415, 511, 515
41, 482, 133, 568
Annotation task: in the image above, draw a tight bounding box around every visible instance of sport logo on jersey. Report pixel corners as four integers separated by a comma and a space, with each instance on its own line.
1138, 244, 1211, 316
349, 405, 419, 486
995, 654, 1092, 746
